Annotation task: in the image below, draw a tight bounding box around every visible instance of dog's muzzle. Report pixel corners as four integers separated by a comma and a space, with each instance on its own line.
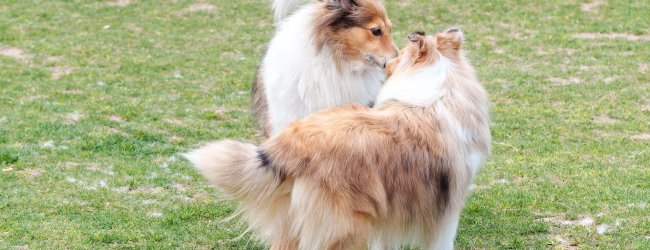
365, 54, 386, 69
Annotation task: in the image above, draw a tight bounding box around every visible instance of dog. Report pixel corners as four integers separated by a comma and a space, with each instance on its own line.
252, 0, 399, 137
187, 29, 490, 249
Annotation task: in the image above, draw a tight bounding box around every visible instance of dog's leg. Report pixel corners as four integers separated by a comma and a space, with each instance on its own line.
289, 180, 372, 250
319, 210, 372, 250
368, 241, 399, 250
425, 210, 461, 250
269, 191, 298, 250
328, 222, 371, 250
368, 231, 400, 250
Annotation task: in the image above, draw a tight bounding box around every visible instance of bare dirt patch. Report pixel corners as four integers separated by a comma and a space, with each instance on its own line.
171, 183, 186, 192
572, 33, 650, 42
45, 56, 64, 63
581, 0, 604, 12
64, 162, 81, 169
164, 118, 184, 125
552, 235, 578, 250
593, 114, 619, 125
534, 46, 548, 56
539, 215, 596, 227
125, 23, 143, 33
640, 63, 648, 73
578, 65, 597, 71
21, 168, 45, 177
51, 66, 74, 80
148, 211, 163, 218
631, 133, 650, 140
0, 46, 31, 62
549, 77, 582, 86
64, 111, 84, 124
115, 186, 165, 195
109, 127, 128, 135
180, 2, 217, 14
85, 163, 100, 171
602, 76, 618, 84
540, 216, 574, 226
597, 223, 609, 234
557, 48, 577, 56
109, 115, 125, 123
61, 89, 83, 95
578, 217, 595, 226
42, 140, 55, 148
21, 95, 45, 102
107, 0, 130, 7
167, 135, 183, 143
642, 103, 650, 112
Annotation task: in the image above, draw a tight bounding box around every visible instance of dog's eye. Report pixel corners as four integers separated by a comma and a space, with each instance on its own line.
371, 28, 382, 36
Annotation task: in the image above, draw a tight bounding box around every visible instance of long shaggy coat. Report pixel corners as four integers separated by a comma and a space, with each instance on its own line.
187, 29, 490, 250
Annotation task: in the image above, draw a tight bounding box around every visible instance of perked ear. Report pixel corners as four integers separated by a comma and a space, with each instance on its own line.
436, 28, 463, 52
329, 0, 358, 11
408, 31, 426, 48
408, 31, 431, 64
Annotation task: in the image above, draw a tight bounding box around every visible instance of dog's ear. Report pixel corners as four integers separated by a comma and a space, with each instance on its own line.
408, 31, 430, 63
408, 31, 425, 48
409, 31, 427, 52
436, 28, 463, 52
328, 0, 358, 11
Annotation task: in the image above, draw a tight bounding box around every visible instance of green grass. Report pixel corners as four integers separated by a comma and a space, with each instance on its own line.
0, 0, 648, 249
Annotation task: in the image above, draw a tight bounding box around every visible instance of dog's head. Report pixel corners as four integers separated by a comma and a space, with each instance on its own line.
385, 28, 464, 77
314, 0, 398, 69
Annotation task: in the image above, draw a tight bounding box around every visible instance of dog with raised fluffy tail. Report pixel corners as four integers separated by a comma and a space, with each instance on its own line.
187, 29, 490, 249
253, 0, 398, 138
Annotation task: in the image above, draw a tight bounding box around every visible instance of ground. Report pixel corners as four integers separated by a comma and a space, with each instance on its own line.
0, 0, 648, 249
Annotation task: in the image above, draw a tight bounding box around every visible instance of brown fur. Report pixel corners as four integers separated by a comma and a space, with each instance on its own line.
188, 29, 490, 249
314, 0, 396, 66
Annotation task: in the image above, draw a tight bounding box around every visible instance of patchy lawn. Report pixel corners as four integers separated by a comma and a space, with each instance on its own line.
1, 0, 648, 249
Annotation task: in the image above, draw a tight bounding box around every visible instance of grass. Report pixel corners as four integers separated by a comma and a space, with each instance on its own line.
0, 0, 648, 249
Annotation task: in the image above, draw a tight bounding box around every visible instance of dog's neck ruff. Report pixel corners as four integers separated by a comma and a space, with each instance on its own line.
375, 55, 454, 108
262, 3, 385, 135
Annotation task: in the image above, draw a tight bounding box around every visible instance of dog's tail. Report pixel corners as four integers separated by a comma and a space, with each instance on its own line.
272, 0, 311, 22
184, 140, 285, 209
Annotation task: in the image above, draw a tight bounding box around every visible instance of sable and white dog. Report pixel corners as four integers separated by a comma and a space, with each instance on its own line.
187, 29, 490, 249
252, 0, 399, 137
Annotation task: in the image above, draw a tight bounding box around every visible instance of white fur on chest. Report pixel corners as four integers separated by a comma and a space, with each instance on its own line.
262, 5, 384, 135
